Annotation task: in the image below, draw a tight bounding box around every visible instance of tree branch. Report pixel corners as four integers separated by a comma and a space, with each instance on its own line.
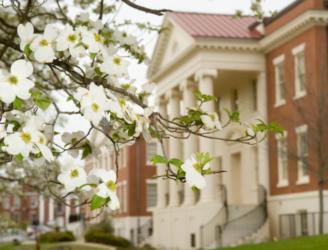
120, 0, 171, 16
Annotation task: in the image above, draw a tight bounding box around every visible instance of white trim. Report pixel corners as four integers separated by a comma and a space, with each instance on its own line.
295, 124, 309, 185
293, 44, 307, 100
273, 55, 285, 65
273, 56, 286, 107
146, 179, 158, 211
268, 190, 328, 202
292, 43, 306, 55
261, 10, 328, 52
295, 124, 308, 134
276, 132, 288, 188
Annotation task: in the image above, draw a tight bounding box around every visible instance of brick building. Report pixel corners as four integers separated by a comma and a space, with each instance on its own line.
84, 137, 157, 244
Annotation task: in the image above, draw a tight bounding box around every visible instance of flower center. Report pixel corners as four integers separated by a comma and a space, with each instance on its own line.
91, 103, 99, 112
122, 32, 127, 38
68, 34, 77, 42
94, 33, 102, 43
70, 169, 79, 178
38, 135, 45, 145
106, 180, 116, 191
20, 132, 32, 144
192, 163, 202, 173
113, 57, 121, 65
39, 39, 49, 47
8, 75, 18, 85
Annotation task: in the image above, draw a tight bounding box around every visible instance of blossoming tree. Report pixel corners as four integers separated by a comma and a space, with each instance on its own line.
0, 0, 280, 212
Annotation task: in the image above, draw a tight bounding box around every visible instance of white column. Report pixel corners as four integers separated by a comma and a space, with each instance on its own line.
257, 71, 269, 190
167, 88, 182, 207
48, 198, 54, 222
181, 80, 198, 206
195, 69, 218, 203
38, 195, 45, 225
156, 96, 169, 208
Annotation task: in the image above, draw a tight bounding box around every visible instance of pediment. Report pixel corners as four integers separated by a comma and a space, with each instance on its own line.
148, 15, 195, 80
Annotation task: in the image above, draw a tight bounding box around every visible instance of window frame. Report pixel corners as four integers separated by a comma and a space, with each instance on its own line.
146, 179, 157, 211
292, 44, 306, 99
276, 132, 288, 187
295, 125, 309, 184
273, 55, 286, 107
146, 142, 157, 166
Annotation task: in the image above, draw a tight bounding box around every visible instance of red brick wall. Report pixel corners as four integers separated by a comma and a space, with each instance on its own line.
115, 138, 156, 218
266, 25, 328, 195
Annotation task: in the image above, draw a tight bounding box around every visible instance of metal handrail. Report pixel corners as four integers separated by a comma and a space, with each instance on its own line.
139, 219, 153, 243
200, 185, 267, 249
200, 185, 228, 248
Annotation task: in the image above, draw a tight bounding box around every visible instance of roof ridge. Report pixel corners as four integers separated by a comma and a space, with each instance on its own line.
168, 11, 256, 18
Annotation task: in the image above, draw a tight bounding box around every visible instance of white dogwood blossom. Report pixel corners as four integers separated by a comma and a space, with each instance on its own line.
56, 25, 84, 57
77, 83, 111, 125
17, 22, 34, 50
30, 24, 58, 63
200, 112, 222, 131
100, 55, 129, 77
0, 60, 34, 104
182, 155, 210, 189
58, 164, 87, 193
91, 169, 120, 210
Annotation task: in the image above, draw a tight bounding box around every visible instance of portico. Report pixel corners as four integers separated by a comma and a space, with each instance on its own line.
149, 12, 269, 250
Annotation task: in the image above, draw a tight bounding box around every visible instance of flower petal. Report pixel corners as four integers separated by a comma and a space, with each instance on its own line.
11, 60, 33, 78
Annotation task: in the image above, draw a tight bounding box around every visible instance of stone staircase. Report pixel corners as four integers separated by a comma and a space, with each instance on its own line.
200, 185, 268, 249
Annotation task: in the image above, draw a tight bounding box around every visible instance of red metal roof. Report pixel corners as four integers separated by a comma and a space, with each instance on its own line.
167, 12, 262, 40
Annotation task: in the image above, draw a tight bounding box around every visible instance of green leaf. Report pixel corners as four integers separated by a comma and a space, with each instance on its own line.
31, 90, 51, 111
15, 154, 24, 162
82, 143, 92, 159
23, 44, 32, 57
169, 158, 184, 169
151, 154, 168, 165
90, 195, 108, 211
13, 97, 25, 110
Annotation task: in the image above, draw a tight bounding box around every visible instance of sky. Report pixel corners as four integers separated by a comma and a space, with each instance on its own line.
114, 0, 295, 85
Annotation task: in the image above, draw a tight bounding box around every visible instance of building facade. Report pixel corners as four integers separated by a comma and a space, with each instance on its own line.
0, 191, 81, 232
84, 138, 157, 245
148, 0, 328, 249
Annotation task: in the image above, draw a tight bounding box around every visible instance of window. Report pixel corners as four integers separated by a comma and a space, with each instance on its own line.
293, 44, 306, 98
146, 181, 157, 208
2, 196, 10, 209
276, 133, 288, 187
30, 195, 38, 209
190, 233, 196, 248
273, 55, 286, 106
146, 142, 157, 165
231, 89, 239, 111
13, 196, 21, 209
296, 125, 309, 184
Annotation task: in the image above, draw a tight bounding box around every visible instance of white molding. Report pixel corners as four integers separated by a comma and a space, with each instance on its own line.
268, 190, 328, 202
292, 43, 306, 55
296, 175, 310, 185
261, 10, 328, 52
295, 124, 308, 134
277, 180, 289, 188
273, 54, 285, 65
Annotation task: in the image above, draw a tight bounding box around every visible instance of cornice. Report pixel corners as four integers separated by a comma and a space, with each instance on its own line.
261, 10, 328, 52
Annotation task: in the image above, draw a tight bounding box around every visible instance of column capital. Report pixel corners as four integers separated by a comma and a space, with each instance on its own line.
179, 79, 197, 92
195, 69, 218, 82
155, 95, 168, 106
165, 87, 181, 101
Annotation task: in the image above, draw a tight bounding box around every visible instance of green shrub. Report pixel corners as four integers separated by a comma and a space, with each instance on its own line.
39, 231, 75, 243
85, 230, 131, 248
